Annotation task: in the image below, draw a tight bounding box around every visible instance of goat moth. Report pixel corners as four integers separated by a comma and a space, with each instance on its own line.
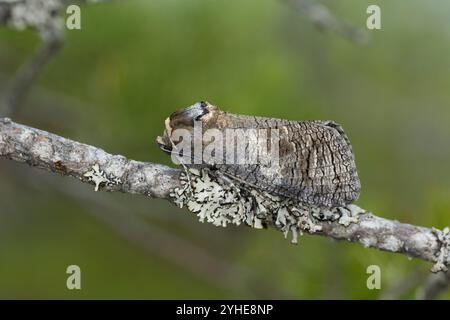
156, 101, 361, 207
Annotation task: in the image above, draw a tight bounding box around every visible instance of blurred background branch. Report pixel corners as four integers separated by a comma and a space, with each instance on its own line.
379, 267, 426, 300
0, 0, 108, 116
282, 0, 367, 43
1, 35, 62, 116
416, 270, 450, 300
1, 0, 63, 115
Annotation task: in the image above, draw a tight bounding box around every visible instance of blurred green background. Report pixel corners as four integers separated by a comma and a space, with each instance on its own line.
0, 0, 449, 299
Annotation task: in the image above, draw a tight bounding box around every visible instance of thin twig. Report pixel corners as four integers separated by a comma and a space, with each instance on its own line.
416, 271, 450, 300
1, 36, 62, 116
0, 0, 65, 115
283, 0, 367, 44
379, 267, 426, 300
0, 117, 449, 271
0, 0, 113, 116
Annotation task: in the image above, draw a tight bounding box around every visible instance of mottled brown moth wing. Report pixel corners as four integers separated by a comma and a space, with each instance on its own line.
215, 119, 360, 207
157, 102, 361, 208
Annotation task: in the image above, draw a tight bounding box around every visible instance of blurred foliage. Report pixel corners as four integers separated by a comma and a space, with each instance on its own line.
0, 0, 449, 299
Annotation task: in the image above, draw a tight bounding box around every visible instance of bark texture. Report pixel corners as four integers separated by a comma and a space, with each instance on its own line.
0, 117, 182, 199
1, 117, 449, 271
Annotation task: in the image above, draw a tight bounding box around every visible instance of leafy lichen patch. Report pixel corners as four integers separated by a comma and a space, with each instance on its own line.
170, 168, 361, 243
431, 227, 450, 273
84, 163, 122, 191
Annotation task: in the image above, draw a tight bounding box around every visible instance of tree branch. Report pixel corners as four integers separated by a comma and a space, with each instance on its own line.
0, 117, 182, 199
1, 117, 449, 272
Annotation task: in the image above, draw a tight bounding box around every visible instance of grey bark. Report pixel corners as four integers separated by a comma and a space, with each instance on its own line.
0, 117, 182, 199
0, 117, 448, 270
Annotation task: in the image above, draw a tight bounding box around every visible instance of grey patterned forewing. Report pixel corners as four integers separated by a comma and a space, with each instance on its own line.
215, 119, 360, 207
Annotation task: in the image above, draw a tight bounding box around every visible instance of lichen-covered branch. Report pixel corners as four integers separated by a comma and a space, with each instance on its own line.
0, 117, 449, 272
318, 214, 448, 268
0, 117, 182, 199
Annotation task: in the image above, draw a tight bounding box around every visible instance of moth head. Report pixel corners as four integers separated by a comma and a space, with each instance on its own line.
156, 101, 220, 153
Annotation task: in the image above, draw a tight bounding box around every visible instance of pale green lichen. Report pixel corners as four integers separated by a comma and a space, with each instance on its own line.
84, 163, 122, 191
431, 227, 450, 273
170, 168, 361, 244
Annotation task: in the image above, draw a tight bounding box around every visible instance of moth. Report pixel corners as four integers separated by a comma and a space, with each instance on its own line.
156, 101, 361, 208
